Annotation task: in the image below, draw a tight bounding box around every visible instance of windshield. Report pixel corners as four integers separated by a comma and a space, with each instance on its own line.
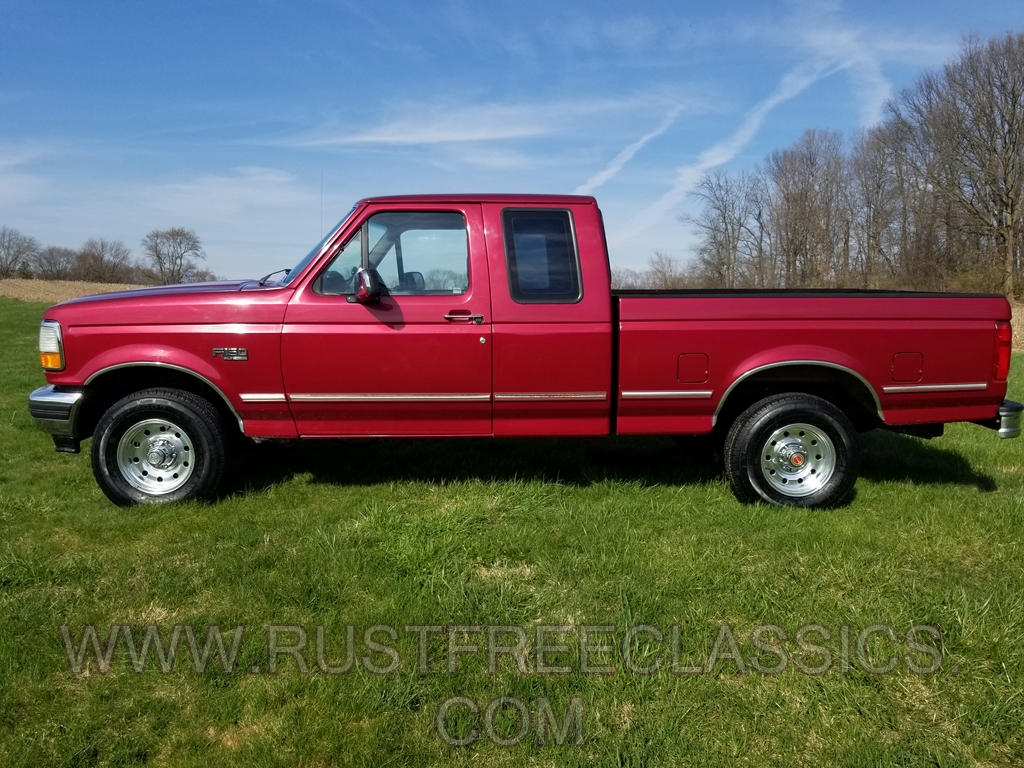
278, 206, 357, 286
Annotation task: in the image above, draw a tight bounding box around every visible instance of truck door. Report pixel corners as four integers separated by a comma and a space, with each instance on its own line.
481, 201, 613, 436
281, 204, 492, 436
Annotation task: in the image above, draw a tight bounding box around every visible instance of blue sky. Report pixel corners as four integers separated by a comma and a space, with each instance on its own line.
0, 0, 1018, 278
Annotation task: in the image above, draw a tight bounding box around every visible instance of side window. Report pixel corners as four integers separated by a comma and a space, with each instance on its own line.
397, 228, 469, 294
316, 211, 469, 296
314, 229, 361, 295
502, 209, 582, 303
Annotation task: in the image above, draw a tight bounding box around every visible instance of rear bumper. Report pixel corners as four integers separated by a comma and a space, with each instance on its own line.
998, 400, 1023, 439
28, 385, 84, 452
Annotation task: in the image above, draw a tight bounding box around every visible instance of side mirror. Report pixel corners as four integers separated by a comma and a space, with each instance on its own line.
354, 267, 381, 304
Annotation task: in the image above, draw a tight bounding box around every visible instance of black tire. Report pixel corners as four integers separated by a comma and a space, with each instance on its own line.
723, 393, 859, 508
91, 388, 228, 506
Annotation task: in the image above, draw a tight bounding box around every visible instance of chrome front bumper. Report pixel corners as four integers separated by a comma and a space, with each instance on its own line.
998, 400, 1023, 439
28, 385, 84, 451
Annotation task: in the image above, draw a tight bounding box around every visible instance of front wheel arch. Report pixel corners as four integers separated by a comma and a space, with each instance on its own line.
77, 365, 243, 441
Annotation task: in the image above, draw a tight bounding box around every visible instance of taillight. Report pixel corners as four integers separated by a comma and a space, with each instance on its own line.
993, 321, 1012, 381
39, 320, 64, 371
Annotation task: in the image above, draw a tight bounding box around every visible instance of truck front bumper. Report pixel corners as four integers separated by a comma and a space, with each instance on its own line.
997, 400, 1023, 439
28, 385, 84, 453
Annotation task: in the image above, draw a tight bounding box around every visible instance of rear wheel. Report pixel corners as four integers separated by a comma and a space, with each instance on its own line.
724, 393, 858, 508
91, 388, 227, 506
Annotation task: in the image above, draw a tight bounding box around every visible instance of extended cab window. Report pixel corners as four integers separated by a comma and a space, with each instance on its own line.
502, 209, 581, 304
315, 211, 469, 296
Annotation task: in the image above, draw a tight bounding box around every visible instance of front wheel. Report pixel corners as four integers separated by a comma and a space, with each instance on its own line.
723, 393, 859, 508
91, 388, 228, 506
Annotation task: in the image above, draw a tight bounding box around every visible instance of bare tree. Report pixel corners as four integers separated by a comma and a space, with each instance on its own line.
684, 169, 775, 288
611, 266, 651, 289
685, 171, 748, 288
141, 227, 208, 284
0, 226, 41, 278
74, 238, 137, 283
645, 251, 691, 289
32, 246, 78, 280
190, 268, 220, 283
887, 32, 1024, 295
766, 129, 849, 288
676, 34, 1023, 296
425, 269, 466, 291
849, 127, 900, 287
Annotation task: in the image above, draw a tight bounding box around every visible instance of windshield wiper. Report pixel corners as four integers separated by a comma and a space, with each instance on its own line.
258, 268, 291, 286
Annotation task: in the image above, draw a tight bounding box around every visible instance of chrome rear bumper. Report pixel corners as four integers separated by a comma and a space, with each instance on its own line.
998, 400, 1023, 439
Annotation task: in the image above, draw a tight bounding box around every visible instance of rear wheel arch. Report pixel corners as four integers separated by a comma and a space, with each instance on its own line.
713, 362, 882, 437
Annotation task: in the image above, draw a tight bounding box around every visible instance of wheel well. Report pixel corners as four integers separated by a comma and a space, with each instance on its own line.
714, 364, 881, 436
77, 367, 242, 441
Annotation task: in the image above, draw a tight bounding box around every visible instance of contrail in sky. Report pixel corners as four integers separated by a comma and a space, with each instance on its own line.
573, 106, 684, 195
609, 60, 840, 249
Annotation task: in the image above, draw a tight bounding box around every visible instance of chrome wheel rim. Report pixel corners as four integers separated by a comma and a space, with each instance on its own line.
116, 418, 195, 495
759, 422, 835, 498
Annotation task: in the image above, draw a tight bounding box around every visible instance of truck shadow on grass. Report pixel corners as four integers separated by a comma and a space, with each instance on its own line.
858, 430, 997, 491
224, 430, 997, 497
227, 435, 720, 494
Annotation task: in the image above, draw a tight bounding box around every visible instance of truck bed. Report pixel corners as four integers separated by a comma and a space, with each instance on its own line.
612, 289, 1011, 435
612, 289, 1006, 298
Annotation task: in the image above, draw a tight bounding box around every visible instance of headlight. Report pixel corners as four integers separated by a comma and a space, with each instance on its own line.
39, 320, 65, 371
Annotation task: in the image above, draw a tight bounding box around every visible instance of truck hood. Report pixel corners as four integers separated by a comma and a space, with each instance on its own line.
43, 279, 294, 327
56, 280, 264, 305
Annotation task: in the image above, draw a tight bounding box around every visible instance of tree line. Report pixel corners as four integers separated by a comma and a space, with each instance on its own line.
619, 32, 1024, 297
0, 226, 217, 285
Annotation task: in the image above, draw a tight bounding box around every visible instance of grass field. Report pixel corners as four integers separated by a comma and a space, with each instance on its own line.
1, 294, 1022, 766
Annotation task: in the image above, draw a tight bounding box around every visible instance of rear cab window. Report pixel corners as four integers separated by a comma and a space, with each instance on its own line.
502, 209, 582, 304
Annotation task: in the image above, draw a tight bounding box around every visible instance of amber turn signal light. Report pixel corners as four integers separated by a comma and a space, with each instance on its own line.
39, 320, 65, 371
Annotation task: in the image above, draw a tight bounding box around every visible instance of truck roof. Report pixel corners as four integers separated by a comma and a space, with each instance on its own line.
358, 193, 598, 206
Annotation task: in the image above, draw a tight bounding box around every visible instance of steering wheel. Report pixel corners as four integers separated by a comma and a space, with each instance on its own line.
321, 270, 354, 295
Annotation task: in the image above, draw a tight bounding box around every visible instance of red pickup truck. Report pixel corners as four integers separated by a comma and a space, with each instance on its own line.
29, 194, 1021, 508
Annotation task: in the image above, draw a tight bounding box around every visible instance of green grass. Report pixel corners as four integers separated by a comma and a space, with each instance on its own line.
1, 295, 1022, 766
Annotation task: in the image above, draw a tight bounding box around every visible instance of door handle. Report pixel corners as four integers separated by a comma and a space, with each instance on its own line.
444, 313, 485, 324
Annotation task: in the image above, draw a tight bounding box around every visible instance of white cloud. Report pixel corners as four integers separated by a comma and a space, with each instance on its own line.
794, 25, 892, 126
0, 146, 51, 206
294, 103, 554, 147
574, 106, 683, 195
6, 165, 324, 277
127, 167, 324, 276
602, 0, 953, 257
290, 98, 649, 148
140, 167, 318, 220
609, 61, 835, 250
749, 0, 956, 129
434, 145, 539, 171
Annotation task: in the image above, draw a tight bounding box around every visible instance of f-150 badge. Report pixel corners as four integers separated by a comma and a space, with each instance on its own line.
212, 347, 248, 361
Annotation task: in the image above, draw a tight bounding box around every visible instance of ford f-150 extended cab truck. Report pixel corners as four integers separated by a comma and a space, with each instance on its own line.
28, 194, 1021, 508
